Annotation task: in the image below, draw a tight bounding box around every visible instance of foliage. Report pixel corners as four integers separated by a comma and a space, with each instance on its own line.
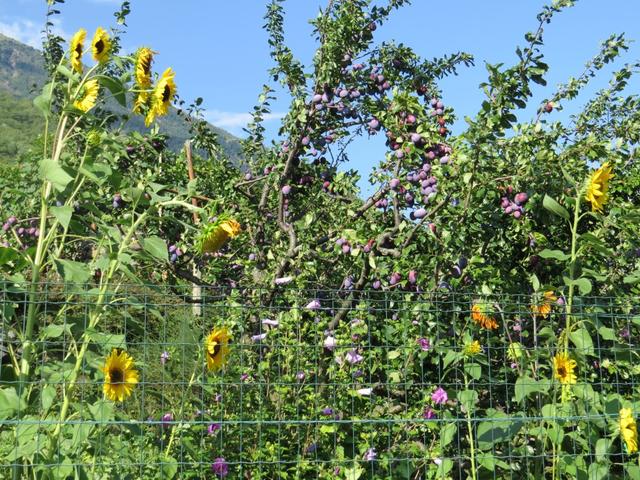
0, 0, 639, 478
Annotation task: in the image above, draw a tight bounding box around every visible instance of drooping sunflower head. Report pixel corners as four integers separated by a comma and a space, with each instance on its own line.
135, 47, 154, 87
531, 290, 557, 318
69, 28, 86, 74
91, 27, 111, 63
585, 162, 614, 212
620, 408, 638, 454
150, 67, 177, 118
196, 216, 241, 255
553, 352, 577, 385
205, 327, 231, 372
102, 349, 139, 402
73, 79, 100, 113
471, 302, 498, 330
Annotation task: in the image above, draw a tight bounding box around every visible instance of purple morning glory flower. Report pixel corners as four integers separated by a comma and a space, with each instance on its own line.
431, 387, 448, 405
364, 448, 377, 461
261, 319, 279, 327
296, 371, 305, 381
160, 351, 170, 365
345, 350, 363, 365
211, 457, 228, 477
275, 276, 293, 285
417, 338, 431, 351
324, 336, 337, 350
208, 423, 221, 435
305, 299, 321, 310
161, 413, 173, 427
321, 407, 334, 416
251, 333, 267, 342
423, 407, 435, 419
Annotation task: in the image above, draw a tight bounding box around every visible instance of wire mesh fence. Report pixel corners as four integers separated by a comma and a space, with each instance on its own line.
0, 282, 639, 479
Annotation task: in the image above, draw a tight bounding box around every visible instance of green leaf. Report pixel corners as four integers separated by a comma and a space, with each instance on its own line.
54, 258, 91, 283
0, 388, 25, 420
515, 375, 550, 403
33, 83, 53, 118
563, 276, 593, 295
142, 236, 168, 262
440, 422, 457, 448
543, 194, 570, 220
40, 159, 74, 192
458, 389, 478, 413
41, 385, 56, 412
538, 249, 571, 261
160, 457, 178, 479
0, 246, 21, 266
626, 465, 640, 480
97, 75, 127, 107
89, 400, 114, 423
587, 462, 609, 480
50, 205, 73, 230
476, 415, 523, 450
435, 458, 453, 477
595, 438, 611, 463
464, 362, 482, 380
570, 328, 594, 356
86, 328, 126, 351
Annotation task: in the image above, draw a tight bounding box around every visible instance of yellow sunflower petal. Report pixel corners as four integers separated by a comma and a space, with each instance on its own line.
91, 27, 111, 63
69, 28, 86, 74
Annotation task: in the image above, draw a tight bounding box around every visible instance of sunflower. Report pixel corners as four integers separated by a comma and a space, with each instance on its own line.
553, 352, 577, 385
196, 217, 241, 254
102, 349, 139, 402
620, 408, 638, 454
471, 303, 498, 330
531, 291, 557, 318
463, 340, 482, 356
145, 68, 176, 126
585, 162, 614, 212
91, 27, 111, 63
133, 47, 154, 114
69, 28, 86, 74
73, 79, 99, 112
205, 327, 231, 372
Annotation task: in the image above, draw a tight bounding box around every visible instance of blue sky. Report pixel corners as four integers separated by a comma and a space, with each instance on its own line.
1, 0, 638, 192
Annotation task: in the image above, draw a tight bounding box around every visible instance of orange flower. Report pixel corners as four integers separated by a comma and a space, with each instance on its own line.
531, 291, 557, 318
471, 303, 498, 330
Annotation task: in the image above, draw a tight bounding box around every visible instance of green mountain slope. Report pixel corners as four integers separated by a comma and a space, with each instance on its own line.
0, 33, 242, 162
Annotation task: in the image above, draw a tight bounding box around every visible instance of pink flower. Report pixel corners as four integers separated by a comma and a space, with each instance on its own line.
305, 299, 321, 310
423, 407, 435, 419
324, 336, 337, 350
417, 338, 431, 351
160, 351, 170, 365
345, 350, 363, 365
431, 387, 448, 405
261, 319, 279, 327
364, 448, 377, 461
211, 457, 228, 477
251, 333, 267, 342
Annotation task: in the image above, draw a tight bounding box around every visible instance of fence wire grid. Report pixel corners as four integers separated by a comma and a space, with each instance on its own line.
1, 283, 639, 479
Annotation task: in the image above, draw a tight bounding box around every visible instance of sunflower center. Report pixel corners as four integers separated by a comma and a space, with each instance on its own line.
162, 85, 171, 103
110, 367, 124, 384
210, 343, 221, 359
558, 365, 566, 377
75, 44, 83, 57
95, 39, 104, 54
142, 59, 151, 75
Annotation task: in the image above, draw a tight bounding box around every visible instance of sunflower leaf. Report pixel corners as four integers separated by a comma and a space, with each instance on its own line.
543, 194, 570, 221
97, 75, 127, 108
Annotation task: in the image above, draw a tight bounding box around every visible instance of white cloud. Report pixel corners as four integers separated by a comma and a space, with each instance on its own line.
0, 17, 70, 49
204, 110, 285, 130
0, 19, 42, 48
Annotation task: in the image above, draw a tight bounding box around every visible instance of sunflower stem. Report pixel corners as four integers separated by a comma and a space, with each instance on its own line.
164, 366, 198, 459
564, 193, 582, 353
